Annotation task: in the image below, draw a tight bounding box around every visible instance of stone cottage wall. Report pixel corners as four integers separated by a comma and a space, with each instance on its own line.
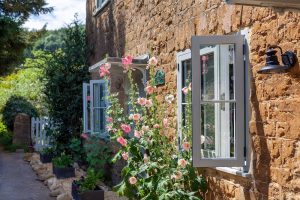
86, 0, 300, 199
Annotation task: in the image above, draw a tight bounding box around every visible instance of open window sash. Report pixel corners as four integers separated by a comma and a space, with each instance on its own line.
83, 83, 91, 133
90, 80, 108, 137
192, 35, 245, 167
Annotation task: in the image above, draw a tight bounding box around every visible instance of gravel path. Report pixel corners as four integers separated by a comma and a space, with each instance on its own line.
0, 149, 54, 200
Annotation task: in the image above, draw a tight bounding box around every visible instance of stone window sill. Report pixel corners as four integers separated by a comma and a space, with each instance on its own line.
214, 167, 252, 178
93, 0, 110, 17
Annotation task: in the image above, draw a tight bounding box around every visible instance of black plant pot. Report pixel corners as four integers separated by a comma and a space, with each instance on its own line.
40, 153, 53, 163
72, 181, 104, 200
53, 165, 75, 179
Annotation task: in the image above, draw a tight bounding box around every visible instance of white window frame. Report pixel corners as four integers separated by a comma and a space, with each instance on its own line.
95, 0, 110, 11
191, 35, 245, 167
83, 83, 91, 133
177, 49, 191, 145
83, 80, 109, 138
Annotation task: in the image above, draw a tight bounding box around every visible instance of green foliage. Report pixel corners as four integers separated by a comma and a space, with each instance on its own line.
84, 135, 112, 179
0, 121, 12, 146
68, 137, 84, 163
106, 58, 207, 199
2, 95, 38, 130
77, 168, 101, 193
0, 0, 53, 23
52, 153, 73, 168
44, 19, 89, 151
0, 0, 52, 73
33, 29, 66, 52
40, 146, 54, 155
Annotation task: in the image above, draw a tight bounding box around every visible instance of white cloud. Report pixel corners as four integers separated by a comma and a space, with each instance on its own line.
23, 0, 86, 30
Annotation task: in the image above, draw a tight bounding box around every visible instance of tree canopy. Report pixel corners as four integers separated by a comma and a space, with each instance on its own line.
0, 0, 52, 74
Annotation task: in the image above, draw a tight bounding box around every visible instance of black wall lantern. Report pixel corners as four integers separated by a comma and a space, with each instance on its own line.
258, 45, 297, 74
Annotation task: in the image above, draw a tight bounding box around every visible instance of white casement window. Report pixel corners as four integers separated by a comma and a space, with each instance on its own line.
191, 35, 246, 167
177, 49, 191, 146
83, 80, 108, 138
95, 0, 109, 10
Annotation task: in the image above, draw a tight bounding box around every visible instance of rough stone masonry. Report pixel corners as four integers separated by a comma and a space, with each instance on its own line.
86, 0, 300, 199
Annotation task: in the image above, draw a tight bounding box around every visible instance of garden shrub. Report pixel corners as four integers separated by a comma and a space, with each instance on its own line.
2, 95, 38, 130
44, 18, 89, 153
83, 135, 112, 180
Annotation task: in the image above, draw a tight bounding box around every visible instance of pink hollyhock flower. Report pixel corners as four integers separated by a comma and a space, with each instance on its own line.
129, 114, 133, 120
148, 56, 158, 67
86, 96, 90, 101
99, 63, 111, 78
163, 118, 169, 127
81, 133, 89, 140
182, 142, 191, 151
107, 117, 113, 123
145, 86, 155, 95
178, 159, 187, 168
182, 87, 189, 95
153, 124, 160, 129
165, 94, 174, 104
122, 55, 133, 65
122, 152, 129, 160
106, 125, 113, 131
137, 98, 146, 106
142, 125, 149, 132
129, 176, 137, 185
143, 154, 149, 163
145, 99, 153, 107
134, 130, 141, 138
121, 124, 131, 133
132, 113, 141, 122
117, 137, 127, 147
171, 171, 183, 180
122, 56, 133, 72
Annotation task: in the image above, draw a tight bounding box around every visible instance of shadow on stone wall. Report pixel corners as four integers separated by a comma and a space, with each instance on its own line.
250, 71, 271, 199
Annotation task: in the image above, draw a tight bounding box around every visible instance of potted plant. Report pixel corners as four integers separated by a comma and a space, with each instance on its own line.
39, 146, 54, 163
52, 153, 75, 179
72, 168, 104, 200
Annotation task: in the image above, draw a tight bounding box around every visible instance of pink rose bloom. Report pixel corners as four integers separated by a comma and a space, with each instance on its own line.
121, 124, 131, 134
122, 152, 129, 160
142, 126, 149, 132
153, 124, 160, 129
163, 118, 168, 127
99, 63, 111, 78
143, 154, 149, 163
81, 133, 89, 140
182, 142, 191, 151
145, 99, 153, 107
145, 86, 155, 95
182, 87, 189, 95
134, 130, 141, 138
107, 117, 113, 123
129, 176, 137, 185
132, 113, 141, 122
117, 137, 127, 147
137, 98, 146, 106
148, 56, 158, 67
178, 159, 187, 168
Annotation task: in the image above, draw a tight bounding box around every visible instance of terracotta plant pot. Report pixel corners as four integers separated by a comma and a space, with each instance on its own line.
53, 165, 75, 179
72, 181, 104, 200
40, 153, 53, 163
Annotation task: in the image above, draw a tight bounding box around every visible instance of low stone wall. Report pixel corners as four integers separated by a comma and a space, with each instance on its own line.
24, 153, 127, 200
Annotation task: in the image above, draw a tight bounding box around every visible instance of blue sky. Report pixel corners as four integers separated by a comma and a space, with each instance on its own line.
23, 0, 86, 30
